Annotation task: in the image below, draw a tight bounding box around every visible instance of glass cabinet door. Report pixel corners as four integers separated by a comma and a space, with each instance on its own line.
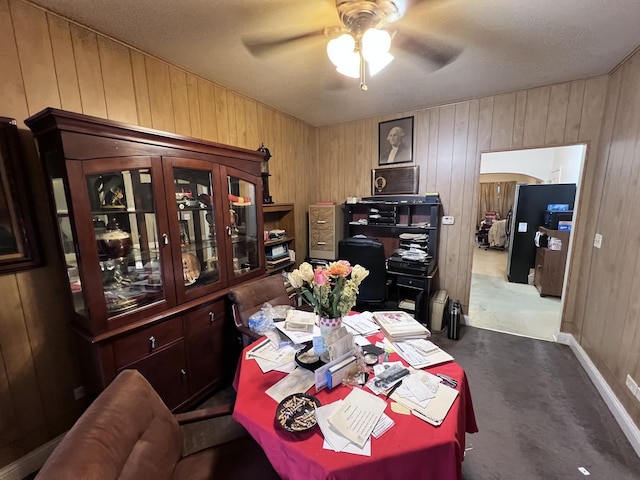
226, 171, 261, 279
86, 169, 166, 317
171, 165, 224, 299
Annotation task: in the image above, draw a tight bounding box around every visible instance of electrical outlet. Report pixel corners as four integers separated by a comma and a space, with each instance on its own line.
625, 375, 638, 396
73, 386, 86, 400
593, 233, 603, 249
442, 216, 455, 225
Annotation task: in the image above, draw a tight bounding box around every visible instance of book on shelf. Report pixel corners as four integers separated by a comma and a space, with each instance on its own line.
372, 311, 430, 342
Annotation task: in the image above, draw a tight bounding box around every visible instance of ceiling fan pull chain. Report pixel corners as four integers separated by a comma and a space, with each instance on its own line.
360, 52, 368, 91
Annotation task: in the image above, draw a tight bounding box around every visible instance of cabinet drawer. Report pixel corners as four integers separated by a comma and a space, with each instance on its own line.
119, 340, 189, 411
397, 275, 427, 290
310, 229, 335, 251
185, 299, 226, 336
309, 207, 335, 230
113, 316, 184, 369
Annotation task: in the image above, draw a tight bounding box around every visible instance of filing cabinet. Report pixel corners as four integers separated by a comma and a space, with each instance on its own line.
309, 204, 344, 260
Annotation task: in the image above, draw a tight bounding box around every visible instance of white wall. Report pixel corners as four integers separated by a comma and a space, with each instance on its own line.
552, 145, 585, 183
480, 145, 584, 183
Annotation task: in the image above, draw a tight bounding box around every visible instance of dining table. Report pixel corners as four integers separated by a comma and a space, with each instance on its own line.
233, 331, 478, 480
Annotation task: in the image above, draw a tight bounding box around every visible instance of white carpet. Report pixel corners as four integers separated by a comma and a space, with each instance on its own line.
468, 248, 561, 342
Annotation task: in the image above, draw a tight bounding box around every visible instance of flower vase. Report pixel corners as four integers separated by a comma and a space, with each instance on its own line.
318, 316, 342, 359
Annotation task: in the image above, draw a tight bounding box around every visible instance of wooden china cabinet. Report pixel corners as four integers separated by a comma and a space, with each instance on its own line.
26, 108, 266, 410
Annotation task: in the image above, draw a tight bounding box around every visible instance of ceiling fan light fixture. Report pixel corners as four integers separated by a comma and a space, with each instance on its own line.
327, 33, 355, 67
361, 28, 391, 61
368, 52, 394, 76
336, 54, 360, 78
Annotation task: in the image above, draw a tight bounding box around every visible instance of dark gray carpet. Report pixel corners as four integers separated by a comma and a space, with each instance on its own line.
433, 326, 640, 480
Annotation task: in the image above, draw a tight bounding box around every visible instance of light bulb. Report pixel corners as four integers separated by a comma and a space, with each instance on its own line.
336, 52, 360, 78
362, 28, 391, 62
368, 52, 394, 76
327, 34, 355, 67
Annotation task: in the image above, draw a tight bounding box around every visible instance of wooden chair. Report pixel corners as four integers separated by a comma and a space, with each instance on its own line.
228, 274, 293, 346
36, 369, 279, 480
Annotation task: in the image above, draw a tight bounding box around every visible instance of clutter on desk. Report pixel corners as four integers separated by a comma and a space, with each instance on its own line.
389, 370, 460, 426
294, 342, 324, 371
284, 309, 316, 332
248, 302, 295, 348
275, 393, 321, 433
246, 338, 297, 374
326, 387, 387, 448
341, 311, 380, 336
266, 367, 316, 403
393, 339, 454, 369
372, 311, 431, 342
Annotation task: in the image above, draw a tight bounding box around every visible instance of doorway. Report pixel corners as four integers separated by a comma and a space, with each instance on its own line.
468, 144, 587, 341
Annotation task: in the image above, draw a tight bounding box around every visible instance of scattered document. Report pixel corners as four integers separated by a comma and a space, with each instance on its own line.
391, 373, 459, 426
327, 388, 387, 448
371, 413, 394, 438
284, 310, 316, 332
316, 400, 391, 455
246, 338, 296, 365
393, 339, 454, 368
275, 321, 320, 344
265, 367, 316, 403
342, 312, 380, 336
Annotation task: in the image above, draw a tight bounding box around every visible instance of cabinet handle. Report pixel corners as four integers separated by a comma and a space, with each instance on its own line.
149, 336, 156, 349
180, 369, 187, 382
209, 311, 215, 324
162, 234, 169, 245
226, 226, 232, 236
316, 220, 326, 224
317, 242, 327, 246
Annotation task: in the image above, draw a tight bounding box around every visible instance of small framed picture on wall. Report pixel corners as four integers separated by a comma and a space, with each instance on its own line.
378, 116, 414, 166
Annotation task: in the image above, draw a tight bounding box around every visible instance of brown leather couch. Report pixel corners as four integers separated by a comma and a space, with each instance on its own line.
36, 369, 279, 479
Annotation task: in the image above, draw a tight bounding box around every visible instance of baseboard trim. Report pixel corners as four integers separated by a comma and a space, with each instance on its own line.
557, 332, 640, 457
0, 433, 64, 480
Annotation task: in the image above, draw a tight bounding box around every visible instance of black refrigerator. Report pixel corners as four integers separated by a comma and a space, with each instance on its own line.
506, 183, 576, 284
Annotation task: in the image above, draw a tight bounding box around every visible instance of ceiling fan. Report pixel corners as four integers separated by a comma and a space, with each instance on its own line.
242, 0, 462, 91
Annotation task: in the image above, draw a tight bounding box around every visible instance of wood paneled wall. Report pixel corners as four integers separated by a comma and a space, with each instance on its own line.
316, 64, 640, 427
1, 0, 639, 470
316, 78, 609, 315
0, 0, 314, 466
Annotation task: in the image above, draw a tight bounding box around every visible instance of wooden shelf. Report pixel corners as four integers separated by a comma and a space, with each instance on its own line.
266, 260, 294, 275
263, 203, 296, 275
265, 236, 294, 247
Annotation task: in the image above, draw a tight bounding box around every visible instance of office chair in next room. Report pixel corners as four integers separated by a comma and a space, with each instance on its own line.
338, 237, 389, 307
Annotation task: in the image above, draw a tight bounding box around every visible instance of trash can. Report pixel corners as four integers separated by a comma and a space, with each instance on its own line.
429, 290, 449, 332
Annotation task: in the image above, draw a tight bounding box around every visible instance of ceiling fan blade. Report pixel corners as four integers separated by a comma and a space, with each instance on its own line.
243, 29, 327, 58
392, 30, 462, 69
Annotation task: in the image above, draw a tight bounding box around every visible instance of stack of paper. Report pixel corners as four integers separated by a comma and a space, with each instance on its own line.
341, 312, 380, 336
393, 339, 454, 369
315, 388, 388, 454
284, 310, 316, 332
246, 338, 297, 373
373, 311, 431, 342
390, 370, 459, 426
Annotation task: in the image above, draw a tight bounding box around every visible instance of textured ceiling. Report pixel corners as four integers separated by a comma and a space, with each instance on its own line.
29, 0, 640, 126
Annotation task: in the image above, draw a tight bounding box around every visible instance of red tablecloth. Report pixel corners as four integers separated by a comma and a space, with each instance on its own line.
233, 333, 478, 480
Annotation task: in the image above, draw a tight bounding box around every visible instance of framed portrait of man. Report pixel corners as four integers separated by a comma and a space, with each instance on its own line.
378, 116, 414, 166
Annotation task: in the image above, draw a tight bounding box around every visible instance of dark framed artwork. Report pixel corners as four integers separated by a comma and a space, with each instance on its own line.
0, 118, 41, 273
371, 165, 419, 195
378, 116, 414, 166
